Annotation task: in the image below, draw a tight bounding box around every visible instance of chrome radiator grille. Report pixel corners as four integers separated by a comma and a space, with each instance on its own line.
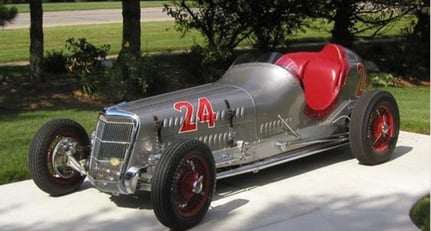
89, 114, 135, 192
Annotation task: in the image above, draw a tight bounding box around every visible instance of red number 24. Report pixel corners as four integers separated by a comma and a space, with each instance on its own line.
173, 97, 216, 133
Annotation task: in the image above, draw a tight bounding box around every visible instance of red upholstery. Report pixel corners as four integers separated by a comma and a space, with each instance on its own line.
275, 52, 315, 78
276, 44, 349, 114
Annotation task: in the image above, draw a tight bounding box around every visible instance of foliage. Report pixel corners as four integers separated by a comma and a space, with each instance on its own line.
398, 0, 429, 80
310, 0, 416, 47
186, 44, 232, 83
245, 1, 317, 51
93, 51, 163, 103
0, 3, 17, 27
410, 195, 430, 231
164, 0, 251, 73
44, 49, 68, 73
163, 0, 245, 82
104, 51, 148, 102
55, 39, 164, 103
164, 0, 319, 82
369, 72, 396, 87
65, 37, 111, 95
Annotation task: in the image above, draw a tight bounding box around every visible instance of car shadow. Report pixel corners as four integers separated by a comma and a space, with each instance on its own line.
109, 191, 153, 210
213, 146, 354, 200
213, 144, 412, 198
93, 144, 412, 212
390, 145, 412, 161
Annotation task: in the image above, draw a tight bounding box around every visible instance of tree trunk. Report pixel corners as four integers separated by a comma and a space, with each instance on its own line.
29, 0, 44, 83
330, 0, 355, 48
120, 0, 141, 58
413, 0, 430, 44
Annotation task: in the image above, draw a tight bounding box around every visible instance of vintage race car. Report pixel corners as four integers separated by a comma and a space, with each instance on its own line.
28, 43, 400, 230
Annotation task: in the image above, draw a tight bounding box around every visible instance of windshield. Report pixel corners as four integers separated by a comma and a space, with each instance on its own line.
230, 52, 283, 66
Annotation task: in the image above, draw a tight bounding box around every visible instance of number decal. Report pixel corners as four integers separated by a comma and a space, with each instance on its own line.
197, 97, 217, 128
356, 63, 367, 96
173, 97, 217, 133
174, 101, 197, 133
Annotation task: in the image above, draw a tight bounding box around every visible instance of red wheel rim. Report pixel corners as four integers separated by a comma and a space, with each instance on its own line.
368, 104, 394, 152
172, 153, 212, 218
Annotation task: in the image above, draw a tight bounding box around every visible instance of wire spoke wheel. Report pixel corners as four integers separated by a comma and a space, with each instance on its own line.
152, 139, 216, 230
28, 119, 89, 196
172, 154, 212, 218
350, 89, 400, 165
367, 105, 395, 153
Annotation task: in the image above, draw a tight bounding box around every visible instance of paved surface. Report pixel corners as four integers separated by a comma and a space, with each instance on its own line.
0, 131, 429, 231
4, 8, 172, 29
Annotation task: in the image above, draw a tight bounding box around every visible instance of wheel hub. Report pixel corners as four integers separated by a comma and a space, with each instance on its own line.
192, 175, 204, 194
370, 105, 394, 152
381, 121, 390, 136
173, 154, 212, 217
51, 137, 79, 179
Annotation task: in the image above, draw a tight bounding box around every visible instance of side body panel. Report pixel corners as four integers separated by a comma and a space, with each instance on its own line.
111, 63, 305, 170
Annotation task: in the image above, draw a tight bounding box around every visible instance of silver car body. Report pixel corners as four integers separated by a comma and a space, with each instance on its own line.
87, 46, 366, 195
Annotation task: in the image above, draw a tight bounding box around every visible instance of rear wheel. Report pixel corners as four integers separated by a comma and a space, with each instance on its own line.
350, 89, 400, 165
28, 119, 90, 196
151, 139, 216, 230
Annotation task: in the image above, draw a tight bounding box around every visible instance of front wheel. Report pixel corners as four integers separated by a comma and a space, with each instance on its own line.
151, 139, 216, 230
349, 89, 400, 165
28, 119, 90, 196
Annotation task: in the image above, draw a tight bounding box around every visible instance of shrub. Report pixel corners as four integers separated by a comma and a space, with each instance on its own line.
369, 72, 396, 88
98, 52, 165, 103
400, 29, 430, 81
411, 195, 430, 231
44, 49, 68, 73
187, 45, 232, 84
65, 37, 110, 95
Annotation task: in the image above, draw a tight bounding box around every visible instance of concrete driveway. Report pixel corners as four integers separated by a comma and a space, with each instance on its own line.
0, 131, 429, 231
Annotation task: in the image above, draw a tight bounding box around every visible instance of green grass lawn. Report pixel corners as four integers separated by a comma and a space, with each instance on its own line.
0, 14, 413, 63
6, 1, 169, 12
0, 21, 203, 63
0, 109, 100, 184
384, 87, 430, 134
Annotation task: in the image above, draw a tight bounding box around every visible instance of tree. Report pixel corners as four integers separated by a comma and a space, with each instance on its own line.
164, 0, 320, 82
115, 0, 144, 100
401, 0, 429, 79
165, 0, 253, 63
246, 1, 316, 51
165, 0, 320, 56
317, 0, 414, 47
328, 0, 356, 47
29, 0, 44, 83
412, 0, 429, 44
119, 0, 141, 59
0, 3, 17, 27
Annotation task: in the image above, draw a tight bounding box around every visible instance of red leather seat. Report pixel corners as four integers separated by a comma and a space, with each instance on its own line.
276, 44, 348, 114
275, 52, 315, 79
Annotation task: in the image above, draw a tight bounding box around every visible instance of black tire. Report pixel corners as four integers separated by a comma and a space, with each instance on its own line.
28, 119, 90, 196
349, 89, 400, 165
151, 139, 216, 230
